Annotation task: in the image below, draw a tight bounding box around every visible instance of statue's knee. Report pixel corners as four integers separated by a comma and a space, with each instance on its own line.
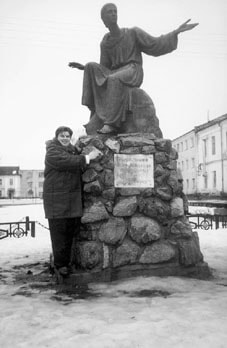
108, 74, 119, 83
85, 62, 99, 69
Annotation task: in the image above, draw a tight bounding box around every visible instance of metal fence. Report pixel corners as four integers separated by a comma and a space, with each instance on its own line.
0, 216, 36, 240
187, 214, 227, 230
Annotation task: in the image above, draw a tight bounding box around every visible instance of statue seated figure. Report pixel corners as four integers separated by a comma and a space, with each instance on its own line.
69, 3, 198, 135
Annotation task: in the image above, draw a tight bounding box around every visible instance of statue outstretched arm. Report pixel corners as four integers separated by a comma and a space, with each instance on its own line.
174, 19, 199, 35
68, 62, 85, 70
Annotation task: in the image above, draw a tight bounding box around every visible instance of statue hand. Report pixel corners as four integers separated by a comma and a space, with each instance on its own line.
68, 62, 85, 70
175, 19, 199, 34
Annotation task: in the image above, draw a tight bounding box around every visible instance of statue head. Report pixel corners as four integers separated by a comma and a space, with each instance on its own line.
101, 3, 118, 28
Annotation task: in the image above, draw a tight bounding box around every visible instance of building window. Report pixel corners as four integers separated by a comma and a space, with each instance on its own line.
39, 182, 43, 188
181, 142, 183, 152
191, 137, 194, 148
211, 136, 216, 155
26, 171, 33, 179
177, 144, 180, 152
9, 178, 13, 185
203, 139, 207, 157
192, 178, 195, 189
182, 161, 184, 171
0, 190, 2, 197
185, 140, 188, 150
39, 172, 44, 178
204, 174, 208, 189
186, 179, 189, 189
0, 179, 2, 185
213, 171, 216, 188
186, 159, 189, 170
191, 158, 195, 168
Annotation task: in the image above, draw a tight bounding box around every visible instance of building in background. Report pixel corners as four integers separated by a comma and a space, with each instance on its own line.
172, 130, 197, 195
0, 167, 44, 198
0, 166, 21, 198
172, 113, 227, 197
20, 170, 44, 198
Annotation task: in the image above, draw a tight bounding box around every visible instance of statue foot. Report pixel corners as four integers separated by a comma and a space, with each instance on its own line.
97, 125, 117, 134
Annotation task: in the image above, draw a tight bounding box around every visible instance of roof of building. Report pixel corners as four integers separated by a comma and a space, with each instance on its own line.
0, 166, 20, 176
194, 113, 227, 133
172, 113, 227, 141
172, 129, 195, 142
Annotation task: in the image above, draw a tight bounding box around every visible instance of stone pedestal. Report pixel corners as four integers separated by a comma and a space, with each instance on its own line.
69, 133, 210, 284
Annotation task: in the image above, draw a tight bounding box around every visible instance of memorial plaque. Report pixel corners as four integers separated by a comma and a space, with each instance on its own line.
114, 154, 154, 188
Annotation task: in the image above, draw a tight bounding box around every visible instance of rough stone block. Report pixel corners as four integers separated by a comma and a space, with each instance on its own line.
102, 169, 114, 187
103, 188, 116, 200
141, 145, 155, 154
84, 180, 102, 195
120, 135, 155, 147
170, 217, 193, 239
155, 152, 167, 164
129, 216, 162, 244
82, 168, 98, 183
139, 241, 176, 264
75, 241, 102, 269
156, 186, 173, 201
171, 197, 184, 217
105, 138, 120, 153
118, 188, 141, 196
142, 197, 170, 223
120, 147, 141, 154
154, 139, 172, 153
113, 196, 137, 216
178, 232, 204, 266
98, 217, 127, 245
103, 244, 110, 269
167, 171, 178, 193
112, 239, 141, 267
81, 201, 109, 223
154, 164, 165, 177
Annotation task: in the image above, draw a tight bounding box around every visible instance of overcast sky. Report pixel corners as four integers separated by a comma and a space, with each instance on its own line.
0, 0, 227, 169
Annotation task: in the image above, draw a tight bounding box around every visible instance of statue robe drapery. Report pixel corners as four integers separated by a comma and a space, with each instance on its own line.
82, 27, 178, 128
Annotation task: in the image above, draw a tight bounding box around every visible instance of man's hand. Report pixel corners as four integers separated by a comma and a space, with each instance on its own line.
68, 62, 85, 70
175, 19, 199, 35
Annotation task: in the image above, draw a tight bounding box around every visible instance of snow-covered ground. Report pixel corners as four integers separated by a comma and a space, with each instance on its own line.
0, 204, 227, 348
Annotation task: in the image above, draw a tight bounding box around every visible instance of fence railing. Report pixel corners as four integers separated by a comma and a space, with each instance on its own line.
0, 216, 36, 240
187, 214, 227, 230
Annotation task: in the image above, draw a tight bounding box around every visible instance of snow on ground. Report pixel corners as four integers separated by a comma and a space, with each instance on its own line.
0, 204, 227, 348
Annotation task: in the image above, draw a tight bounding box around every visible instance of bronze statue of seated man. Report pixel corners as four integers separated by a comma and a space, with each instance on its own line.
69, 3, 198, 135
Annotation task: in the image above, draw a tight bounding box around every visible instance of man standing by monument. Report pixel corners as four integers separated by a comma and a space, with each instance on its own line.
69, 3, 198, 134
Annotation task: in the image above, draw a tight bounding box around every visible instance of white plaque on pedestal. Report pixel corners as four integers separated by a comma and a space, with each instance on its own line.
114, 154, 154, 188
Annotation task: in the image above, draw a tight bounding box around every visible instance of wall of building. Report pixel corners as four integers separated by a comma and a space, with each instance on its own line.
221, 120, 227, 193
0, 175, 21, 198
196, 119, 227, 195
172, 131, 197, 195
173, 114, 227, 197
20, 170, 44, 198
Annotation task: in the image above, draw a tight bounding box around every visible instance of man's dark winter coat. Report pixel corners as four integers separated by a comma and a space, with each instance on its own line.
43, 138, 86, 219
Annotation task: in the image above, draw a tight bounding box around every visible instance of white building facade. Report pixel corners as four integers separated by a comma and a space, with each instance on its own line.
172, 130, 197, 195
20, 170, 44, 198
0, 167, 44, 198
0, 167, 21, 198
172, 114, 227, 196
